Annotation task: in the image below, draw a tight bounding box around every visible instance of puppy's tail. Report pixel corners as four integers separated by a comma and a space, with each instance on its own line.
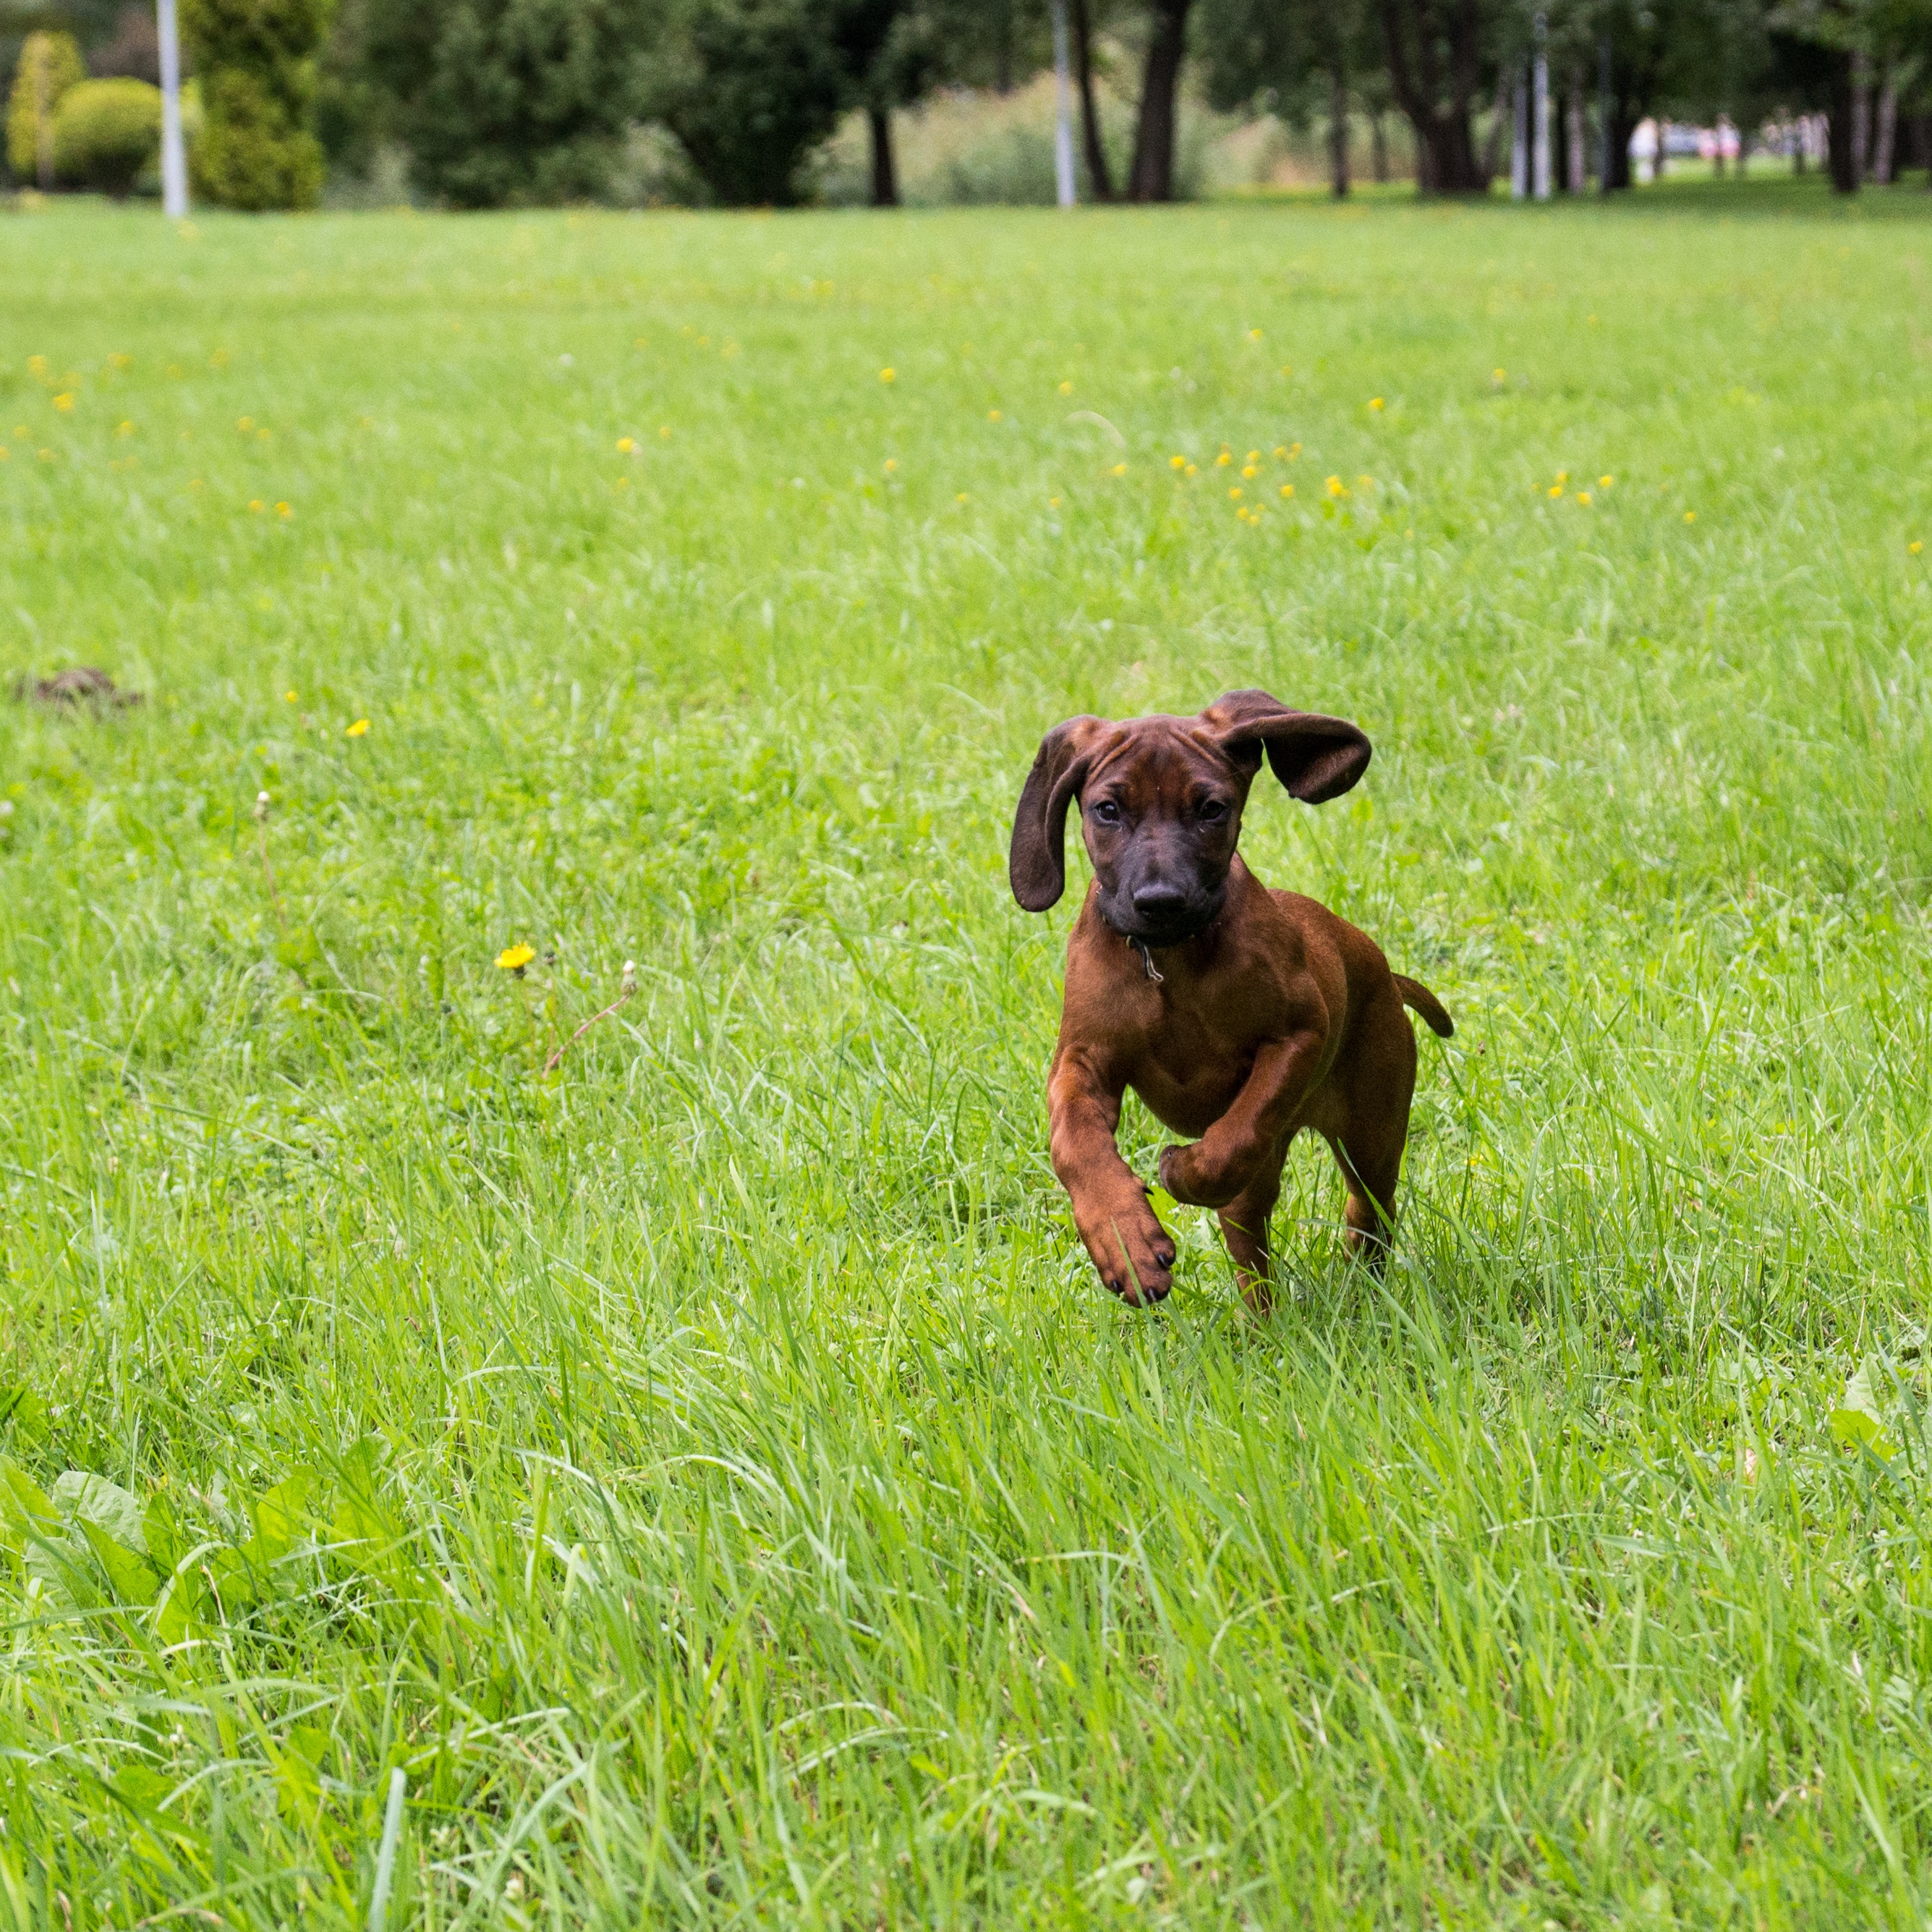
1393, 974, 1454, 1039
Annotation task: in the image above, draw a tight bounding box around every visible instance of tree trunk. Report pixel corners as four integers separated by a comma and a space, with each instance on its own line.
1604, 97, 1637, 190
1128, 0, 1194, 203
1371, 111, 1389, 182
1792, 118, 1804, 174
994, 0, 1013, 94
1873, 70, 1896, 184
1479, 67, 1508, 186
1328, 63, 1350, 197
1565, 77, 1585, 191
1852, 51, 1871, 181
869, 106, 898, 206
1829, 53, 1859, 192
1070, 0, 1113, 200
1379, 0, 1489, 192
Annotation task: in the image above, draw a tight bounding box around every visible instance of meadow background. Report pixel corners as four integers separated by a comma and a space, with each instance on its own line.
4, 184, 1932, 1927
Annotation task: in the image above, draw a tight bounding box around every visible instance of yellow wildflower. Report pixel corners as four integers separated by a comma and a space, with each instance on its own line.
116, 420, 135, 437
1110, 462, 1126, 477
988, 409, 1002, 421
496, 943, 536, 973
1229, 487, 1243, 501
1492, 368, 1506, 384
1242, 464, 1258, 480
1326, 476, 1348, 498
1684, 510, 1696, 523
1577, 491, 1592, 506
1183, 463, 1197, 477
659, 425, 671, 439
249, 499, 264, 513
53, 393, 75, 412
1599, 475, 1613, 488
276, 501, 291, 519
1216, 452, 1233, 467
1555, 471, 1568, 483
1547, 485, 1563, 498
616, 436, 636, 453
285, 691, 297, 701
27, 356, 48, 378
956, 492, 969, 503
1170, 455, 1186, 469
346, 718, 370, 737
1248, 328, 1263, 341
1058, 380, 1073, 395
1912, 541, 1924, 555
884, 458, 898, 474
880, 367, 895, 383
1369, 397, 1384, 412
1050, 495, 1062, 508
237, 417, 253, 433
1280, 483, 1295, 498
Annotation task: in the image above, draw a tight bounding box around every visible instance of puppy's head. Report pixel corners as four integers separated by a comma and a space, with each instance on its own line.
1008, 690, 1371, 945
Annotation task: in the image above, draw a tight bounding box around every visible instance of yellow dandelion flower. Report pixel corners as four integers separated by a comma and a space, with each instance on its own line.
616, 436, 636, 452
616, 476, 631, 490
988, 409, 1002, 421
956, 492, 969, 503
1242, 464, 1258, 480
496, 943, 536, 972
1184, 463, 1197, 477
1556, 471, 1568, 483
0, 448, 7, 461
1548, 485, 1563, 498
249, 498, 264, 513
1228, 486, 1243, 501
237, 417, 253, 433
1369, 397, 1384, 412
27, 356, 48, 378
346, 718, 370, 737
1491, 368, 1506, 384
1912, 540, 1924, 555
1050, 495, 1062, 508
285, 691, 297, 702
880, 367, 896, 383
1248, 328, 1263, 341
1246, 451, 1259, 463
1058, 380, 1073, 395
276, 501, 291, 518
53, 392, 75, 412
1326, 475, 1348, 498
1684, 510, 1696, 523
38, 448, 51, 461
1110, 462, 1127, 477
884, 458, 898, 474
1272, 445, 1287, 459
1170, 455, 1187, 469
1280, 483, 1295, 498
116, 420, 135, 437
634, 336, 648, 347
1280, 365, 1292, 376
1600, 475, 1614, 488
1217, 452, 1233, 468
1577, 491, 1592, 506
659, 425, 672, 438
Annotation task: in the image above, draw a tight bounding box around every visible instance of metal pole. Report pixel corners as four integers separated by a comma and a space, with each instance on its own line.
1532, 12, 1551, 199
157, 0, 188, 218
1511, 63, 1528, 199
1050, 0, 1076, 207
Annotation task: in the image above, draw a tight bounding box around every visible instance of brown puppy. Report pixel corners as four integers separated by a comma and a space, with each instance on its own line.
1010, 689, 1452, 1311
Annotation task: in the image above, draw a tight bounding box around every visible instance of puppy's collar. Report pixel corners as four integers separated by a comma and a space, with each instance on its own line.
1128, 936, 1165, 984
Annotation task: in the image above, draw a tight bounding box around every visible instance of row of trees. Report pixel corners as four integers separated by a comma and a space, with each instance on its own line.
6, 0, 1930, 206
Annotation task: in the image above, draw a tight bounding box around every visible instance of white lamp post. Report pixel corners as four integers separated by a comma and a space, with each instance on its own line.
156, 0, 188, 218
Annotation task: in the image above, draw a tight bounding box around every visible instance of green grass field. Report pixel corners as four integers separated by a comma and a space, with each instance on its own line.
4, 184, 1932, 1928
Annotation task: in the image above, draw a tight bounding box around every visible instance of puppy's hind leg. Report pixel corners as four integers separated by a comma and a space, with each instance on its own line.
1328, 1128, 1405, 1275
1216, 1160, 1285, 1314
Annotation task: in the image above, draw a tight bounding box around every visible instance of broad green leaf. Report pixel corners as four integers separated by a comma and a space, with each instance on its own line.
77, 1519, 162, 1607
54, 1471, 149, 1554
1830, 1361, 1899, 1459
252, 1473, 313, 1561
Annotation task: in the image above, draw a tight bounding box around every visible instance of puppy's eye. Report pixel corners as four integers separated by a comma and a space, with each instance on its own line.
1091, 799, 1121, 825
1199, 799, 1228, 822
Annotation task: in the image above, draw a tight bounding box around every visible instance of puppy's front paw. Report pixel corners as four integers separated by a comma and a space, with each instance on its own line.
1078, 1195, 1175, 1306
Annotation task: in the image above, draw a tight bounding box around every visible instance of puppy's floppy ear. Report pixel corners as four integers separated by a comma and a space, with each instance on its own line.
1010, 716, 1107, 911
1201, 689, 1371, 804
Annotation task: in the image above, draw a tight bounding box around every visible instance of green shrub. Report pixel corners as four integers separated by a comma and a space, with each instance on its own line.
180, 0, 333, 209
51, 80, 163, 197
357, 0, 658, 209
656, 0, 848, 206
5, 31, 86, 185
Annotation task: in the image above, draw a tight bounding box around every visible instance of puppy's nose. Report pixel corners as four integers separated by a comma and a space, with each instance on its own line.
1131, 882, 1190, 923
